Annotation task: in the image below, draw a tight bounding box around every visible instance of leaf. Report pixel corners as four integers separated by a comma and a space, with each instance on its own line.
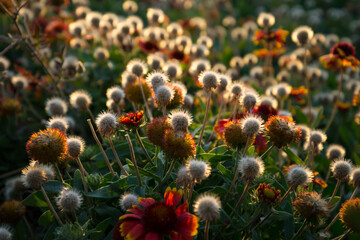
43, 223, 56, 240
311, 106, 323, 128
138, 167, 161, 182
270, 208, 293, 220
217, 163, 232, 179
247, 146, 255, 156
328, 196, 341, 209
284, 148, 304, 165
22, 191, 48, 208
295, 107, 309, 125
73, 169, 83, 191
90, 217, 113, 240
38, 210, 54, 226
43, 180, 71, 193
84, 177, 127, 198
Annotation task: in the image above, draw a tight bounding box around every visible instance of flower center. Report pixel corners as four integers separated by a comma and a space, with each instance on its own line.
263, 188, 275, 199
143, 202, 177, 233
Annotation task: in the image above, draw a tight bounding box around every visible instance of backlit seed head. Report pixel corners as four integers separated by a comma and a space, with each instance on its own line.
168, 110, 192, 133
155, 85, 174, 107
146, 71, 169, 91
326, 144, 346, 161
176, 166, 192, 187
188, 159, 211, 182
243, 53, 258, 66
217, 74, 231, 92
241, 115, 264, 136
308, 130, 327, 146
45, 97, 68, 116
189, 59, 211, 76
257, 12, 275, 28
272, 83, 292, 100
260, 96, 278, 109
241, 91, 260, 112
197, 35, 213, 49
56, 188, 83, 212
69, 90, 92, 111
296, 124, 310, 142
106, 86, 125, 104
147, 54, 165, 70
238, 156, 264, 182
350, 168, 360, 187
199, 71, 219, 91
22, 166, 47, 190
95, 112, 117, 136
120, 193, 139, 211
292, 26, 314, 46
331, 159, 352, 181
11, 75, 28, 90
121, 71, 137, 88
230, 56, 244, 69
187, 44, 209, 58
122, 0, 138, 13
46, 116, 69, 133
194, 193, 221, 221
213, 63, 227, 74
163, 60, 182, 79
67, 136, 85, 159
0, 226, 12, 240
147, 8, 165, 25
93, 47, 110, 61
29, 160, 55, 181
183, 94, 194, 110
0, 56, 10, 71
287, 165, 313, 188
126, 59, 148, 77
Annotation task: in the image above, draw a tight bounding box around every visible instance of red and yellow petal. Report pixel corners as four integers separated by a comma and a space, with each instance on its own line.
164, 187, 183, 207
144, 232, 162, 240
138, 198, 156, 208
175, 212, 199, 238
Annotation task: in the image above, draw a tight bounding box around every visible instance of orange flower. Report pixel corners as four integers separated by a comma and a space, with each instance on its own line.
319, 42, 360, 71
353, 94, 360, 107
116, 187, 199, 240
253, 47, 286, 58
257, 183, 281, 204
265, 116, 301, 148
118, 111, 144, 129
290, 86, 308, 104
163, 130, 195, 161
0, 200, 26, 223
253, 28, 289, 48
337, 101, 351, 112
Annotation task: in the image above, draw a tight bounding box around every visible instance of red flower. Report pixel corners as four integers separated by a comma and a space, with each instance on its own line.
320, 42, 360, 71
214, 118, 230, 139
253, 28, 289, 48
257, 183, 281, 204
116, 187, 199, 240
253, 47, 286, 58
290, 86, 308, 104
138, 38, 160, 53
252, 103, 278, 122
118, 111, 144, 129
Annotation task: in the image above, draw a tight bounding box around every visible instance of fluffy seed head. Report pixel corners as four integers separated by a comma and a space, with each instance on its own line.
291, 26, 314, 46
123, 0, 138, 13
106, 86, 125, 104
189, 59, 211, 76
238, 156, 264, 182
272, 83, 292, 100
67, 136, 85, 159
127, 59, 148, 77
45, 98, 68, 116
0, 56, 10, 71
260, 96, 278, 109
93, 47, 109, 61
326, 144, 346, 161
11, 75, 28, 90
56, 188, 83, 212
120, 193, 139, 211
155, 85, 174, 106
0, 226, 12, 240
198, 71, 219, 91
163, 60, 182, 79
350, 168, 360, 187
22, 166, 47, 190
29, 160, 55, 181
121, 71, 137, 88
69, 90, 92, 111
293, 192, 329, 223
188, 159, 211, 182
183, 94, 194, 110
296, 124, 310, 142
339, 198, 360, 233
147, 54, 165, 70
194, 194, 221, 221
146, 71, 169, 91
257, 12, 275, 28
331, 159, 352, 181
230, 56, 244, 69
229, 82, 243, 99
95, 112, 117, 136
241, 91, 260, 112
217, 74, 231, 92
46, 116, 69, 133
176, 166, 192, 187
241, 115, 264, 136
287, 165, 313, 188
168, 110, 192, 134
309, 130, 327, 146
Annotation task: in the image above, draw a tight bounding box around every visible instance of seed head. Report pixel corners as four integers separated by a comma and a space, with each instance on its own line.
163, 130, 195, 161
45, 98, 68, 116
217, 74, 231, 92
257, 12, 275, 28
119, 193, 139, 211
238, 156, 264, 182
147, 54, 165, 70
194, 194, 221, 221
155, 85, 174, 106
147, 8, 165, 25
11, 75, 28, 90
350, 168, 360, 187
95, 111, 117, 136
287, 165, 313, 188
291, 26, 314, 46
293, 192, 329, 223
46, 116, 69, 133
339, 198, 360, 233
146, 71, 169, 91
122, 0, 138, 13
67, 136, 85, 159
22, 166, 47, 190
241, 115, 264, 137
126, 59, 148, 77
272, 83, 292, 100
0, 226, 12, 240
198, 71, 219, 91
163, 60, 182, 79
326, 144, 346, 161
265, 116, 301, 148
229, 82, 243, 99
260, 96, 278, 109
224, 120, 253, 150
56, 188, 83, 212
189, 59, 211, 76
176, 166, 192, 187
188, 159, 211, 182
308, 130, 327, 146
168, 110, 192, 135
241, 91, 260, 112
29, 160, 55, 181
296, 124, 310, 142
183, 94, 194, 110
0, 56, 10, 71
106, 86, 125, 104
121, 71, 137, 88
69, 90, 92, 111
230, 56, 244, 69
331, 159, 352, 181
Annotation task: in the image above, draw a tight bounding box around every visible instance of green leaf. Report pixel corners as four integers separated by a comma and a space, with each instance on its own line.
138, 167, 161, 182
328, 196, 341, 209
217, 163, 232, 179
295, 107, 309, 125
311, 106, 323, 128
38, 210, 54, 226
22, 191, 48, 208
247, 146, 255, 156
73, 169, 83, 191
270, 208, 293, 220
43, 180, 71, 193
85, 177, 127, 198
284, 147, 304, 165
43, 223, 56, 240
90, 217, 113, 240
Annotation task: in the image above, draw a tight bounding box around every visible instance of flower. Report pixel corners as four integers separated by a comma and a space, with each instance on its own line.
67, 136, 85, 159
253, 28, 288, 48
265, 116, 301, 148
238, 156, 264, 182
22, 165, 48, 190
340, 198, 360, 233
293, 192, 329, 224
193, 193, 221, 221
252, 103, 278, 121
124, 78, 152, 105
56, 188, 83, 212
120, 193, 139, 211
198, 71, 219, 91
0, 200, 26, 223
320, 42, 360, 71
224, 120, 254, 150
96, 112, 118, 136
168, 110, 192, 136
45, 97, 68, 116
290, 86, 308, 103
241, 115, 264, 137
163, 130, 196, 161
117, 187, 199, 240
118, 110, 144, 129
146, 116, 173, 147
26, 128, 68, 164
286, 165, 313, 188
257, 183, 281, 204
188, 159, 211, 182
330, 159, 352, 181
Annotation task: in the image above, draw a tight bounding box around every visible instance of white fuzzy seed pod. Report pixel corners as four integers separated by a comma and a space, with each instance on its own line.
126, 59, 148, 77
67, 136, 85, 159
287, 165, 313, 188
241, 91, 260, 112
350, 168, 360, 187
168, 110, 192, 134
326, 144, 346, 161
188, 159, 211, 182
46, 116, 69, 133
56, 188, 83, 212
45, 98, 68, 116
193, 194, 221, 221
106, 86, 125, 104
11, 75, 28, 90
69, 90, 92, 111
183, 94, 194, 110
309, 130, 327, 146
238, 156, 264, 182
176, 166, 192, 187
241, 115, 264, 137
29, 161, 55, 181
120, 193, 138, 211
155, 85, 174, 107
146, 71, 169, 92
22, 166, 47, 190
0, 226, 12, 240
95, 112, 117, 136
330, 159, 352, 181
199, 71, 219, 91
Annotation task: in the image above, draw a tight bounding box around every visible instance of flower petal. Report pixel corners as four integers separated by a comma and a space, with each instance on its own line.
139, 197, 156, 208
125, 223, 146, 240
164, 187, 183, 207
145, 232, 162, 240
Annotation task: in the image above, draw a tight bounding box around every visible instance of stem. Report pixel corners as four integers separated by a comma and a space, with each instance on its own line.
40, 186, 63, 225
232, 100, 238, 119
231, 181, 251, 217
197, 91, 212, 148
75, 157, 88, 193
291, 220, 308, 240
227, 148, 240, 196
207, 95, 224, 143
22, 216, 34, 239
204, 220, 210, 240
157, 159, 177, 190
108, 136, 129, 176
86, 106, 96, 124
328, 180, 341, 205
187, 180, 195, 204
333, 229, 352, 240
303, 46, 312, 124
138, 76, 153, 121
134, 129, 154, 166
125, 133, 142, 186
162, 105, 166, 116
242, 136, 251, 157
260, 145, 275, 159
87, 119, 115, 176
324, 68, 344, 132
53, 162, 64, 183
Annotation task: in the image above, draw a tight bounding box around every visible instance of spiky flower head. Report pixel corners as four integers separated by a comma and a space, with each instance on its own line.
188, 159, 211, 182
155, 85, 175, 107
350, 168, 360, 187
296, 124, 310, 142
339, 198, 360, 233
0, 200, 26, 223
106, 86, 125, 104
330, 159, 352, 181
45, 97, 68, 116
163, 130, 195, 161
291, 26, 314, 46
146, 116, 172, 147
213, 63, 227, 74
121, 71, 137, 88
146, 71, 169, 91
293, 192, 329, 224
29, 160, 55, 181
119, 193, 139, 211
62, 56, 85, 77
22, 165, 47, 190
163, 60, 182, 79
118, 110, 144, 129
257, 12, 275, 28
189, 59, 211, 76
56, 188, 83, 212
308, 130, 327, 146
147, 54, 165, 70
265, 116, 301, 148
230, 56, 244, 69
69, 90, 92, 111
198, 71, 219, 91
123, 0, 138, 13
0, 226, 12, 240
240, 90, 260, 112
241, 114, 264, 137
93, 47, 109, 61
125, 78, 152, 105
326, 144, 346, 161
197, 35, 213, 49
187, 44, 209, 59
176, 166, 192, 187
183, 94, 194, 110
126, 59, 148, 77
67, 136, 85, 159
46, 116, 69, 133
286, 165, 313, 188
26, 128, 67, 164
272, 83, 292, 100
147, 8, 165, 25
217, 74, 231, 93
11, 75, 28, 90
229, 82, 243, 99
194, 193, 221, 221
224, 120, 254, 150
96, 111, 117, 136
257, 183, 281, 204
168, 110, 192, 136
238, 156, 264, 182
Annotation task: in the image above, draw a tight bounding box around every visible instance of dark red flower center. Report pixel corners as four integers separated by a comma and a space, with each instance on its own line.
142, 202, 177, 233
331, 42, 356, 57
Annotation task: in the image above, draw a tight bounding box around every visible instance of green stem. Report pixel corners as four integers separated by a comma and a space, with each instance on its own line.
204, 220, 210, 240
125, 133, 142, 186
260, 145, 275, 159
135, 129, 154, 166
54, 162, 64, 183
231, 181, 251, 217
291, 220, 308, 240
157, 159, 177, 190
197, 91, 212, 149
